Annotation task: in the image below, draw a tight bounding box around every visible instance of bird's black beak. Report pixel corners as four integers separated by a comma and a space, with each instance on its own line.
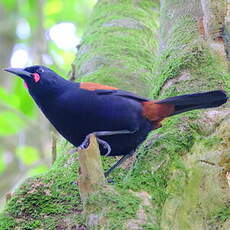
4, 68, 32, 79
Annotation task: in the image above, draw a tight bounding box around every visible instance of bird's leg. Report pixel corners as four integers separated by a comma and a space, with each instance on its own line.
78, 129, 136, 155
104, 151, 134, 177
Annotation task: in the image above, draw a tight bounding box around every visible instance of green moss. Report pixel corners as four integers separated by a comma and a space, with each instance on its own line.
152, 9, 229, 99
18, 220, 41, 230
114, 114, 198, 226
141, 223, 161, 230
147, 7, 229, 226
199, 136, 222, 149
0, 214, 16, 230
213, 203, 230, 223
84, 188, 140, 229
1, 0, 229, 229
159, 114, 230, 229
74, 0, 158, 96
1, 152, 82, 229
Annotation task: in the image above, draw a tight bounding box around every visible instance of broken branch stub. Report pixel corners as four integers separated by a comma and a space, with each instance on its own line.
78, 134, 106, 202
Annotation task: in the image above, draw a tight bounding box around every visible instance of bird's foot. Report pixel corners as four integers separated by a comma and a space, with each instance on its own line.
96, 137, 111, 156
78, 134, 111, 156
78, 135, 90, 150
78, 129, 135, 155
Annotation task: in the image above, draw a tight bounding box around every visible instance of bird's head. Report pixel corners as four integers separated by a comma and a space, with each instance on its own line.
4, 65, 68, 97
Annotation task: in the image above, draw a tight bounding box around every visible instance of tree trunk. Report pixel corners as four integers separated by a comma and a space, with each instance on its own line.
155, 0, 230, 229
0, 3, 17, 89
1, 0, 230, 229
0, 2, 19, 210
74, 0, 158, 96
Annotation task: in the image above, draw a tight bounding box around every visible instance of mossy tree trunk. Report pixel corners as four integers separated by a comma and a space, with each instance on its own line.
74, 0, 158, 96
153, 0, 230, 229
1, 0, 230, 230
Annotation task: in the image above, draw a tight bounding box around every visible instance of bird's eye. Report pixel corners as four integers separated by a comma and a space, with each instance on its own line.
38, 68, 44, 73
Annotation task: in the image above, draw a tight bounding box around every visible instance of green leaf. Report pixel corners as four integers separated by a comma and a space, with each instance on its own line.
0, 112, 25, 136
16, 146, 40, 166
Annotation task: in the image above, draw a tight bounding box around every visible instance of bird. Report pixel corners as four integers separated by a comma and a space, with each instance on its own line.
5, 65, 228, 176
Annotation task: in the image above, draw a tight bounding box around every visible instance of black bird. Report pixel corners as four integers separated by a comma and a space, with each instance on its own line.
5, 66, 228, 176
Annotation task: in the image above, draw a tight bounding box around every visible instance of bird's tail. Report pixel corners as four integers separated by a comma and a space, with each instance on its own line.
156, 90, 228, 116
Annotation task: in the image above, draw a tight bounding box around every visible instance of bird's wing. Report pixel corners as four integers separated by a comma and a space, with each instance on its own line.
79, 82, 149, 102
79, 82, 174, 129
95, 89, 149, 102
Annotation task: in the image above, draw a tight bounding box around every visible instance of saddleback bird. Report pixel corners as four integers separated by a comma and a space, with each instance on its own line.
5, 66, 228, 176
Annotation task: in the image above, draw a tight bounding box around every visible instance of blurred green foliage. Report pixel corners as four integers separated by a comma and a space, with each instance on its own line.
0, 154, 6, 174
16, 146, 39, 166
0, 0, 96, 185
0, 112, 25, 136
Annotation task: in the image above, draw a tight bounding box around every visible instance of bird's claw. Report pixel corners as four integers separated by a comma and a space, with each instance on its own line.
96, 137, 111, 156
78, 142, 89, 150
78, 137, 90, 150
78, 134, 111, 156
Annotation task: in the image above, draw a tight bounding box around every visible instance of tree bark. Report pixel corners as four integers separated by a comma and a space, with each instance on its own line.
1, 0, 230, 229
156, 0, 230, 229
0, 3, 17, 89
74, 0, 158, 96
0, 2, 19, 210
